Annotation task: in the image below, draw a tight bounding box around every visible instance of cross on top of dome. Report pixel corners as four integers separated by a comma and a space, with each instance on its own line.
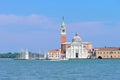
75, 32, 78, 36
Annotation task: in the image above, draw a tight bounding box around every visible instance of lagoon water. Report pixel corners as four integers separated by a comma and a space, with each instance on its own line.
0, 59, 120, 80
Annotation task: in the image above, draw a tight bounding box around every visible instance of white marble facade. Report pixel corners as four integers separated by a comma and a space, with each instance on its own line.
66, 33, 89, 59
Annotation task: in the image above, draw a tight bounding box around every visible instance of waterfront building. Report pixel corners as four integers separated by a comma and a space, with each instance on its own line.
48, 17, 92, 60
66, 33, 89, 59
94, 47, 120, 59
83, 42, 92, 53
48, 49, 61, 60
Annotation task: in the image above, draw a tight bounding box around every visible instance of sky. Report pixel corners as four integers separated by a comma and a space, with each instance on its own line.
0, 0, 120, 52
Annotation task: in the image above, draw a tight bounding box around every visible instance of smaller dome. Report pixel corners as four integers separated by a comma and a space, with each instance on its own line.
72, 33, 82, 42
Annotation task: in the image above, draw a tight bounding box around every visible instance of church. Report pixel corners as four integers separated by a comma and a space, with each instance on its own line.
48, 17, 92, 60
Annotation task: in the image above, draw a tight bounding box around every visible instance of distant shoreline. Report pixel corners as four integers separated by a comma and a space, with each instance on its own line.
0, 58, 13, 60
0, 58, 120, 60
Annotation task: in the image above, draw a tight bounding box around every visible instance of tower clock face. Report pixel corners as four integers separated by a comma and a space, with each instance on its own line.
62, 30, 65, 32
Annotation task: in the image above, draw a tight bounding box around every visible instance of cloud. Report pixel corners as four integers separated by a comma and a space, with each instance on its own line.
0, 14, 59, 33
0, 14, 120, 52
68, 21, 104, 27
0, 14, 53, 26
0, 14, 60, 52
67, 21, 106, 36
67, 21, 120, 47
67, 21, 119, 35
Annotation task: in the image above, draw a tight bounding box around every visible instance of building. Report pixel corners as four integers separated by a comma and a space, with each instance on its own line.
66, 33, 89, 59
60, 17, 68, 58
83, 42, 92, 53
48, 17, 92, 60
95, 47, 120, 59
48, 49, 61, 60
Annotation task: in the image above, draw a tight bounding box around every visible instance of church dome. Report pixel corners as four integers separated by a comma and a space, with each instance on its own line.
72, 33, 82, 42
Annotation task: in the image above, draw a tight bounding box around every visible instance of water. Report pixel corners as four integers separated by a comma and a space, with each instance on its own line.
0, 59, 120, 80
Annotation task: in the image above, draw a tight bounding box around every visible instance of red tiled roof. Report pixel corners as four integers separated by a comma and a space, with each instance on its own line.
95, 47, 120, 51
49, 49, 61, 53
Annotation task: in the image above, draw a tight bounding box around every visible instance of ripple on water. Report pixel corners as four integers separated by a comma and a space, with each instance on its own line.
0, 59, 120, 80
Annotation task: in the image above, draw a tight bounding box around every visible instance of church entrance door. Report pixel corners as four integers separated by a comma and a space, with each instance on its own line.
76, 53, 79, 58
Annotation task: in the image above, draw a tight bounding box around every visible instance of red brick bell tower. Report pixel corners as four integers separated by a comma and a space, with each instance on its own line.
61, 17, 66, 57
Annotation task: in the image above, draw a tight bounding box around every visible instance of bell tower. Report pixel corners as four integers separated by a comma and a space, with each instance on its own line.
61, 17, 66, 56
61, 17, 66, 44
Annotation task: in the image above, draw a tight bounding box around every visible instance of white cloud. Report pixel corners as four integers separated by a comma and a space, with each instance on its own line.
68, 21, 105, 27
0, 14, 53, 26
0, 14, 60, 34
0, 14, 60, 52
0, 14, 120, 51
67, 21, 106, 36
66, 21, 120, 47
67, 21, 119, 35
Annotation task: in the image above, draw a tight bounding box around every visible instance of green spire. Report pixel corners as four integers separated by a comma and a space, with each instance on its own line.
62, 16, 65, 27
